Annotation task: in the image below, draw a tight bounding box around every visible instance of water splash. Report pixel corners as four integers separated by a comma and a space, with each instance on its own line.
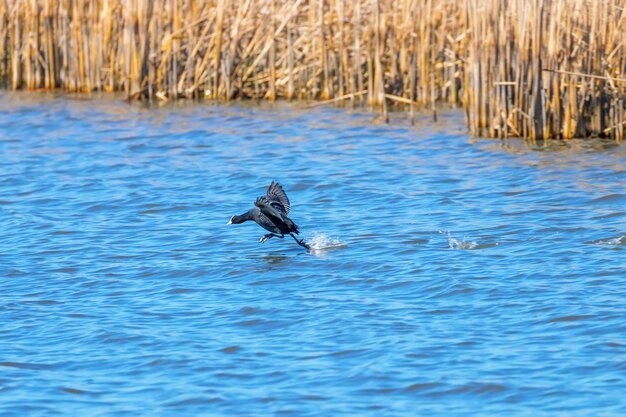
305, 232, 347, 252
589, 235, 626, 246
441, 230, 498, 250
445, 231, 478, 250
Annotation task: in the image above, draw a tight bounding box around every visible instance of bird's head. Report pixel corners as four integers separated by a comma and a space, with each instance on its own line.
227, 214, 245, 225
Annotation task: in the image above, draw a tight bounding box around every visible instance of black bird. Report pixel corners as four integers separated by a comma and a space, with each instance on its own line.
227, 181, 310, 249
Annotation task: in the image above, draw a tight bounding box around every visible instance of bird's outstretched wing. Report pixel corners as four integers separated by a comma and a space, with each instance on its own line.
255, 196, 299, 234
264, 181, 291, 215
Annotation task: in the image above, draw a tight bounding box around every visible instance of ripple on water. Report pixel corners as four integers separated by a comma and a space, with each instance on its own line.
589, 193, 626, 204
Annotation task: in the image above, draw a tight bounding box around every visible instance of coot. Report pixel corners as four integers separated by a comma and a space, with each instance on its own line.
227, 181, 310, 250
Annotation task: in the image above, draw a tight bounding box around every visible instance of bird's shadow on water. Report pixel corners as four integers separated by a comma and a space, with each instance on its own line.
261, 254, 293, 265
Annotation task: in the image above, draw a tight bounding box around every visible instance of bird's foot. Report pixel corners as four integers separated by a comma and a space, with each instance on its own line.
290, 233, 311, 250
260, 233, 283, 243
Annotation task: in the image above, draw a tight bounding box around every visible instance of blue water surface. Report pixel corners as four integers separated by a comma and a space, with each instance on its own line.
1, 93, 625, 416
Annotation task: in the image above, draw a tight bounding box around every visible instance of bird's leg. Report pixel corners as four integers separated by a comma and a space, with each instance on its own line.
259, 233, 284, 243
290, 233, 311, 250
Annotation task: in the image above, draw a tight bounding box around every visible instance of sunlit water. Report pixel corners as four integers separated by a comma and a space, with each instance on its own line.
1, 93, 625, 416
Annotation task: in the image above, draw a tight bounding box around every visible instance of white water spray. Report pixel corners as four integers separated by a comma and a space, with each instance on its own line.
305, 232, 347, 252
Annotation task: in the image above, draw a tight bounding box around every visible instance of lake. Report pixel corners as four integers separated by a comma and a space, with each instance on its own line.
1, 93, 625, 416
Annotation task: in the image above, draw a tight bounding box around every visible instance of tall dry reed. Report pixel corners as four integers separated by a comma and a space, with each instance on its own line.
465, 0, 626, 141
0, 0, 624, 141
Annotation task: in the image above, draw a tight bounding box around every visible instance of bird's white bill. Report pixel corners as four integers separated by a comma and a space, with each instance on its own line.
226, 219, 233, 225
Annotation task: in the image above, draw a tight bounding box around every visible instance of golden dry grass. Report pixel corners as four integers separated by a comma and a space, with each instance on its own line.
0, 0, 624, 141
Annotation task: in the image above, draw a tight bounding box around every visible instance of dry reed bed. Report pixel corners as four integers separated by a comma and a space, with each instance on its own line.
466, 0, 626, 141
0, 0, 624, 141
